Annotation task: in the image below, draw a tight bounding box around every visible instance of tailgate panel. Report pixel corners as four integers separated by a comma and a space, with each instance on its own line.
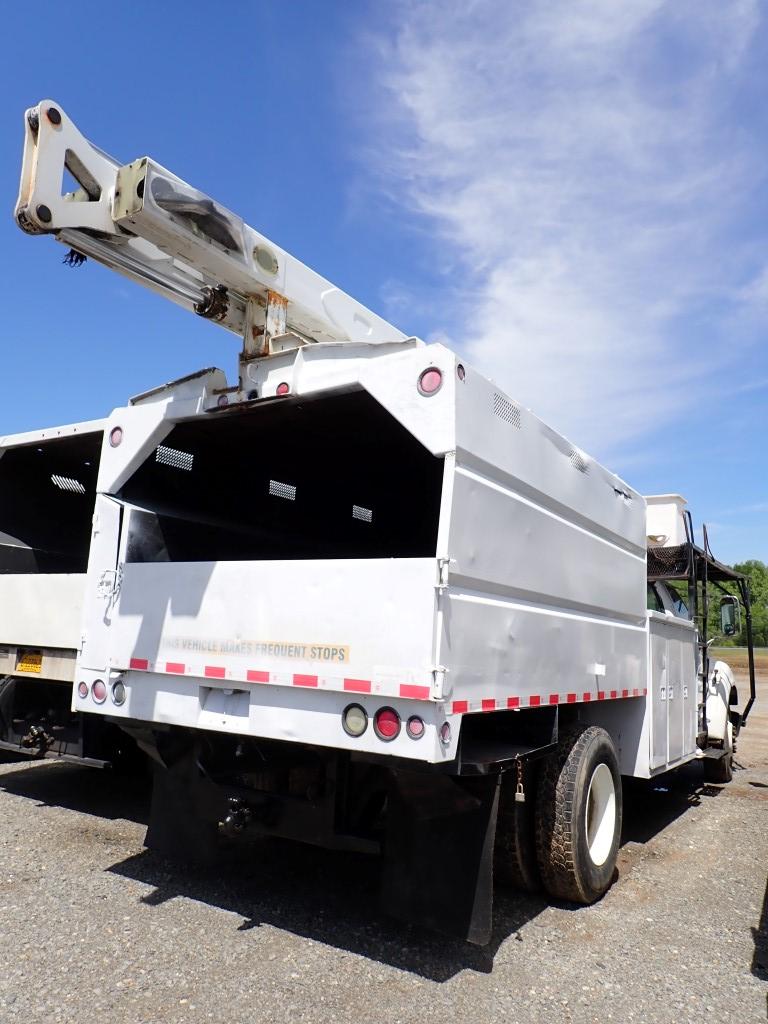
113, 557, 437, 697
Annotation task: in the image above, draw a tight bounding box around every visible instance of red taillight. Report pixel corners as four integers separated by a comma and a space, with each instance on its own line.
109, 426, 123, 448
77, 681, 88, 699
276, 382, 290, 396
406, 715, 425, 740
374, 707, 401, 741
417, 367, 443, 396
91, 679, 107, 704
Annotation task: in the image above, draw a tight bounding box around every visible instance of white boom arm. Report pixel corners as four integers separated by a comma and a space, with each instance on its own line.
15, 100, 408, 357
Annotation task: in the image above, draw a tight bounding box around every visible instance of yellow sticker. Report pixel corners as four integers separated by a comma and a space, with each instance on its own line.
16, 651, 42, 674
165, 636, 350, 663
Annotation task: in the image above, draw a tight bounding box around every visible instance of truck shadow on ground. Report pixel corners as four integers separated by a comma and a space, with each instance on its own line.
0, 755, 728, 980
621, 762, 723, 845
0, 756, 150, 824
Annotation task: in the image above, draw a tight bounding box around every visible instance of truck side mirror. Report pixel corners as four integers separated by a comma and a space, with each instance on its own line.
719, 596, 741, 637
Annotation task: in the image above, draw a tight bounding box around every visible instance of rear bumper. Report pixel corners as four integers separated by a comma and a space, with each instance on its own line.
73, 668, 459, 763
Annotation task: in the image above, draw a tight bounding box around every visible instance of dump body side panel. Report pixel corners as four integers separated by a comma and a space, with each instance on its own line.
442, 368, 648, 718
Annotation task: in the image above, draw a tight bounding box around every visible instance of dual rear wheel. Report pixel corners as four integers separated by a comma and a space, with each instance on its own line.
496, 723, 622, 904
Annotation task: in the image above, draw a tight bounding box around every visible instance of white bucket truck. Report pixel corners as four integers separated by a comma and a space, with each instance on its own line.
0, 417, 140, 768
11, 101, 756, 943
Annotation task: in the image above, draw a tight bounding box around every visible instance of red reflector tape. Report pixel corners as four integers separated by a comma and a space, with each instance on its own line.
344, 678, 371, 694
622, 689, 629, 698
166, 662, 185, 674
633, 688, 639, 697
549, 694, 559, 705
643, 688, 648, 696
400, 684, 430, 700
205, 666, 226, 679
452, 700, 469, 714
507, 696, 520, 709
583, 692, 592, 702
529, 695, 541, 707
566, 693, 577, 703
129, 658, 148, 671
610, 690, 618, 699
481, 698, 496, 712
597, 691, 606, 700
247, 670, 269, 683
293, 674, 318, 688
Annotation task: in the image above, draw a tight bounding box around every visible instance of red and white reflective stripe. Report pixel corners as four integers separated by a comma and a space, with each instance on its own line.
450, 688, 648, 715
293, 674, 318, 688
343, 678, 371, 694
122, 658, 649, 712
124, 658, 431, 701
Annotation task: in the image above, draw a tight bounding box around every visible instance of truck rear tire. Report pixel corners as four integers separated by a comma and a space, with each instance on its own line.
535, 723, 622, 904
495, 764, 540, 893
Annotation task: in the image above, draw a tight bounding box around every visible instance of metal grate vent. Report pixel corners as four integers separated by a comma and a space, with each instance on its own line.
541, 425, 590, 473
269, 479, 297, 501
156, 445, 194, 472
352, 504, 373, 523
493, 393, 521, 428
50, 474, 86, 494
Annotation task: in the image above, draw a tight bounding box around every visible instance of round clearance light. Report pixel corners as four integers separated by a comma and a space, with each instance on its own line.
457, 363, 466, 382
406, 715, 425, 740
77, 681, 88, 699
254, 244, 279, 275
217, 394, 229, 408
342, 703, 368, 738
417, 367, 443, 396
374, 707, 401, 742
109, 426, 123, 448
276, 382, 290, 396
91, 679, 107, 704
440, 721, 452, 747
112, 680, 127, 706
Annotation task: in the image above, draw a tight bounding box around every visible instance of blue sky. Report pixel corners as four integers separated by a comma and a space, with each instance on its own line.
0, 0, 766, 563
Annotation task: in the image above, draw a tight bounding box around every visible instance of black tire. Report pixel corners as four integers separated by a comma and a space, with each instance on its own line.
495, 764, 540, 892
535, 723, 622, 904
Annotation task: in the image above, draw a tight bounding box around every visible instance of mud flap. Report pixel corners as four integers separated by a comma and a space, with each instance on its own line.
145, 736, 226, 865
0, 676, 17, 740
381, 770, 500, 945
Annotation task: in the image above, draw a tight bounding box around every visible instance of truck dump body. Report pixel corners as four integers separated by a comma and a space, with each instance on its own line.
0, 423, 102, 661
0, 422, 109, 760
74, 344, 648, 769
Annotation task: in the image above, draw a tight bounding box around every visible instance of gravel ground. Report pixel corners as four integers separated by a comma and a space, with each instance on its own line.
0, 673, 766, 1024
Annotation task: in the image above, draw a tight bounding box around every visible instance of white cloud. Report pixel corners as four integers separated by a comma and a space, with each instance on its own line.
366, 0, 764, 456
